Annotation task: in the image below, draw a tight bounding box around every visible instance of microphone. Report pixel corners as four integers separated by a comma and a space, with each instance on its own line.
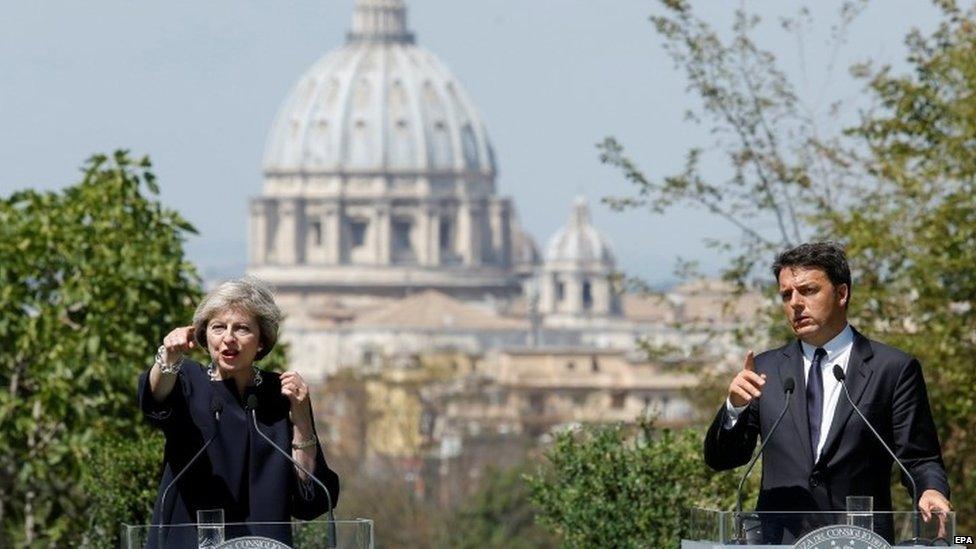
833, 365, 920, 544
734, 377, 795, 544
157, 396, 223, 548
246, 395, 337, 548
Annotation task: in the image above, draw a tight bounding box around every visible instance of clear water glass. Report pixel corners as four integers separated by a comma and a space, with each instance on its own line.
846, 495, 873, 531
196, 508, 225, 548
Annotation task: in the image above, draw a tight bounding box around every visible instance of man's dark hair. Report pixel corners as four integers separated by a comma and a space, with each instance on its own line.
772, 242, 852, 305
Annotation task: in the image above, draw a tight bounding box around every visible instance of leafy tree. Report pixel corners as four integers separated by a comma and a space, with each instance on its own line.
601, 0, 866, 286
527, 421, 740, 548
79, 429, 165, 548
0, 151, 201, 546
601, 0, 976, 533
834, 1, 976, 526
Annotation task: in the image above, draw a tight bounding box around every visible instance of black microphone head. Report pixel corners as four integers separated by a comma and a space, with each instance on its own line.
246, 394, 259, 411
832, 364, 846, 382
783, 377, 796, 394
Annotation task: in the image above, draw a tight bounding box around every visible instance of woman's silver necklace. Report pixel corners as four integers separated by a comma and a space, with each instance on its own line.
208, 362, 263, 386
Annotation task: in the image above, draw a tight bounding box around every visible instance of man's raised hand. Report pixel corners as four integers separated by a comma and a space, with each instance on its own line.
728, 351, 766, 407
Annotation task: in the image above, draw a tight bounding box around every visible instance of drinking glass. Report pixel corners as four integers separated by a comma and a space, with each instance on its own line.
846, 495, 873, 531
197, 508, 225, 548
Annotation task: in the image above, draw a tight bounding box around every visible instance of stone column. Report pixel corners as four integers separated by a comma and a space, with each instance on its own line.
325, 202, 342, 264
539, 270, 555, 314
489, 199, 512, 267
458, 200, 486, 266
565, 273, 583, 315
249, 199, 269, 264
417, 203, 431, 265
592, 276, 610, 315
470, 201, 484, 267
374, 203, 391, 265
457, 201, 472, 266
428, 207, 441, 266
276, 198, 304, 265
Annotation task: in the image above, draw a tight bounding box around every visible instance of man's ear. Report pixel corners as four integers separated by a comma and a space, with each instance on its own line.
837, 284, 849, 307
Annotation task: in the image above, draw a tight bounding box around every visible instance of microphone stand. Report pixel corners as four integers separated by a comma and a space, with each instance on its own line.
734, 378, 795, 544
834, 365, 920, 545
247, 396, 337, 548
157, 397, 223, 549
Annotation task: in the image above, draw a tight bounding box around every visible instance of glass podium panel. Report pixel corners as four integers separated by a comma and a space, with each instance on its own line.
683, 508, 959, 548
121, 518, 373, 549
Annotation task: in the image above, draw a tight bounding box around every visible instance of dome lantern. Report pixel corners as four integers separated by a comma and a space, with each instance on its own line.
347, 0, 414, 44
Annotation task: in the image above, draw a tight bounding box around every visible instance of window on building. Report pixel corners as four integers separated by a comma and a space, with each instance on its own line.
420, 409, 434, 436
439, 216, 453, 252
556, 280, 565, 302
591, 355, 600, 372
350, 220, 368, 248
309, 220, 323, 246
393, 219, 413, 252
566, 361, 575, 371
362, 348, 379, 369
529, 393, 545, 414
611, 391, 627, 409
582, 280, 593, 310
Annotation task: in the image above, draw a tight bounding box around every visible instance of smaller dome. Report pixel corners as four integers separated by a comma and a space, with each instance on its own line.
513, 228, 541, 269
544, 197, 615, 268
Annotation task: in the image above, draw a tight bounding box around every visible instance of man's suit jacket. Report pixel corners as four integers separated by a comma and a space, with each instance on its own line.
705, 327, 949, 516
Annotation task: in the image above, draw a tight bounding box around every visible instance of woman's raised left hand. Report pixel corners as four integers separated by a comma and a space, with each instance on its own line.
281, 371, 313, 425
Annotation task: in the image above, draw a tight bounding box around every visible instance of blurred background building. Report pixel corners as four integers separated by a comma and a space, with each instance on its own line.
248, 0, 760, 505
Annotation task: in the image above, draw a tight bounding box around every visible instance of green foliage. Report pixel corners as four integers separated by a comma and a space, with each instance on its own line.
0, 151, 201, 546
836, 4, 976, 526
441, 463, 557, 549
527, 421, 740, 549
79, 426, 165, 548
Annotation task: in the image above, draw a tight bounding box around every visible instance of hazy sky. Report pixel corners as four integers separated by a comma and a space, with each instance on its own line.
0, 1, 944, 284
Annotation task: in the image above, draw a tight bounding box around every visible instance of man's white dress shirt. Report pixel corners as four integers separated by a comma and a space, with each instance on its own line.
725, 324, 854, 463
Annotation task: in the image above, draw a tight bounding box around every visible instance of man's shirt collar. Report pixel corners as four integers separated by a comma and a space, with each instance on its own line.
800, 323, 854, 363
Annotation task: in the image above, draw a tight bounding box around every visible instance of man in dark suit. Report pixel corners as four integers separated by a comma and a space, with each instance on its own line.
704, 242, 951, 542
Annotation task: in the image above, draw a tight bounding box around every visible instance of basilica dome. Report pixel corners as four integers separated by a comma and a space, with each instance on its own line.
249, 0, 524, 317
263, 0, 495, 176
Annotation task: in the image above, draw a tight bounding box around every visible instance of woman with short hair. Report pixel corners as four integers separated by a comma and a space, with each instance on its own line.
139, 277, 339, 545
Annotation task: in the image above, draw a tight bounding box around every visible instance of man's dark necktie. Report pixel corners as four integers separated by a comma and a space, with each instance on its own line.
806, 347, 827, 463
